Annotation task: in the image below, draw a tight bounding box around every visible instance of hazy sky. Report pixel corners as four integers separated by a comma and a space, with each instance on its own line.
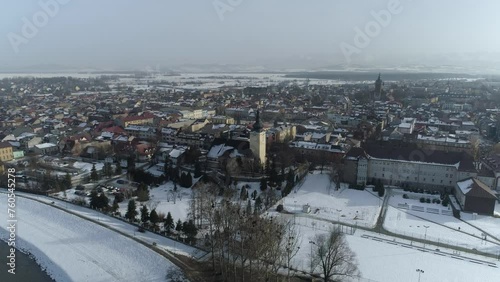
1, 0, 500, 71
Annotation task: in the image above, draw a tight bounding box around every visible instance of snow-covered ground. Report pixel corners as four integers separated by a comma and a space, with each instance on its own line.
280, 172, 383, 228
461, 212, 500, 243
0, 193, 184, 282
279, 215, 500, 282
120, 182, 193, 223
384, 191, 500, 255
73, 161, 104, 172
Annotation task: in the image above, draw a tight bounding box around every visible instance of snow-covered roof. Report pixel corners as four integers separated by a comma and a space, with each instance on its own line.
35, 143, 57, 149
169, 149, 184, 159
456, 178, 474, 195
208, 144, 233, 159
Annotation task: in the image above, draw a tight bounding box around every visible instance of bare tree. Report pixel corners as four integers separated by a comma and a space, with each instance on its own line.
311, 228, 360, 282
282, 221, 301, 281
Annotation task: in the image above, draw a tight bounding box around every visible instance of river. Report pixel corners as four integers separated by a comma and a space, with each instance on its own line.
0, 241, 53, 282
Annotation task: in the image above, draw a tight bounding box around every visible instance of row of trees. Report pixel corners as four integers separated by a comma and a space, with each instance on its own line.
42, 172, 72, 191
188, 180, 359, 281
188, 183, 301, 281
124, 200, 198, 243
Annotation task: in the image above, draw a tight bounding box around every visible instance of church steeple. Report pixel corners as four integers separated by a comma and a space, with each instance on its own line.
375, 73, 382, 91
374, 73, 383, 100
253, 109, 262, 132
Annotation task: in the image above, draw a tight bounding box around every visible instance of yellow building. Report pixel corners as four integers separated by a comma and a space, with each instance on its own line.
0, 142, 14, 162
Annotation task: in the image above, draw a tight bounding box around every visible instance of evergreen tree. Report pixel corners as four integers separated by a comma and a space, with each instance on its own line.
240, 186, 247, 200
265, 158, 271, 176
194, 161, 202, 178
175, 219, 183, 232
180, 172, 193, 188
53, 176, 61, 192
183, 220, 198, 244
90, 190, 100, 209
260, 178, 267, 191
186, 172, 193, 187
140, 205, 150, 224
254, 196, 262, 214
251, 190, 257, 200
104, 162, 113, 178
63, 173, 72, 190
115, 163, 122, 175
150, 209, 159, 229
374, 179, 382, 192
246, 199, 252, 215
125, 199, 138, 222
41, 172, 52, 191
90, 164, 99, 182
137, 183, 150, 202
112, 201, 119, 213
127, 155, 136, 178
164, 212, 174, 233
287, 169, 295, 186
270, 158, 278, 185
98, 193, 109, 211
378, 182, 385, 197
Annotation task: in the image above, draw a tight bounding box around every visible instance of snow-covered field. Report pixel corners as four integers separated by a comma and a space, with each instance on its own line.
281, 172, 382, 228
280, 216, 500, 282
384, 191, 500, 255
461, 212, 500, 243
0, 193, 182, 282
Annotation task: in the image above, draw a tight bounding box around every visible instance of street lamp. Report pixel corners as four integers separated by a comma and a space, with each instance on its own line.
416, 269, 424, 282
423, 225, 429, 248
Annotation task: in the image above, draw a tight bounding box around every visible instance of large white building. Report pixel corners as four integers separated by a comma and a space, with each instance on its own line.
344, 142, 494, 191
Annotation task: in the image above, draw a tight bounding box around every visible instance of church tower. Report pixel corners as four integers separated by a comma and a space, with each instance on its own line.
374, 73, 383, 100
250, 110, 266, 165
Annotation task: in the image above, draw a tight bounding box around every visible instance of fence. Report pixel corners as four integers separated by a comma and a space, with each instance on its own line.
399, 204, 453, 217
389, 229, 499, 256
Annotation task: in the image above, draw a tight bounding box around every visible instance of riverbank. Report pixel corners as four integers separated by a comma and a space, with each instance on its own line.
0, 240, 53, 282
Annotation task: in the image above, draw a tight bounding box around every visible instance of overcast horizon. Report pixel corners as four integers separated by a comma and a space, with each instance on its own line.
2, 0, 500, 73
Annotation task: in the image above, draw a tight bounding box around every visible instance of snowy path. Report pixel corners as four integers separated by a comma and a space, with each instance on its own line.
0, 193, 178, 282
